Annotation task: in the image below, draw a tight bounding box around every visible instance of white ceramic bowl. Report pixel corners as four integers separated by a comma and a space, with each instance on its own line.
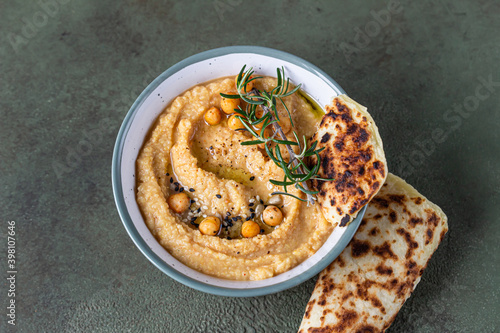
112, 46, 365, 296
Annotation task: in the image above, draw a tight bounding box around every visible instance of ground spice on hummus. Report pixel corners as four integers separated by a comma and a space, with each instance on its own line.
136, 76, 336, 280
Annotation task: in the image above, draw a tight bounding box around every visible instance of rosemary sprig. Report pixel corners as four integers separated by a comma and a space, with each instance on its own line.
220, 65, 332, 205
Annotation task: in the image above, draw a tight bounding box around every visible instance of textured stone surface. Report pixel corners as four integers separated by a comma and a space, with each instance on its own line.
1, 0, 499, 332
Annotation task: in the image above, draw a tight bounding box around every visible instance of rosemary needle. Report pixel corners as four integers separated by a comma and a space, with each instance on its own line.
220, 65, 333, 205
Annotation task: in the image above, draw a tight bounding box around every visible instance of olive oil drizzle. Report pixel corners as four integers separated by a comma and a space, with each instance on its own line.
163, 75, 326, 239
297, 89, 325, 119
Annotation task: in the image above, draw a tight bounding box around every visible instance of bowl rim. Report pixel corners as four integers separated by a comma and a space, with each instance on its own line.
112, 45, 365, 297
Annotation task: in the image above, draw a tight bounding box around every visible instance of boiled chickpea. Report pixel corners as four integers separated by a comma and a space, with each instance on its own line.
204, 107, 222, 125
253, 106, 265, 129
167, 192, 190, 214
241, 220, 261, 238
262, 205, 283, 226
257, 127, 272, 150
228, 114, 246, 131
235, 75, 255, 93
220, 95, 240, 114
199, 216, 221, 236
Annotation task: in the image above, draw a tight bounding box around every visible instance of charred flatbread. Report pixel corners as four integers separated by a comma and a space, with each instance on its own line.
311, 95, 387, 226
298, 173, 448, 332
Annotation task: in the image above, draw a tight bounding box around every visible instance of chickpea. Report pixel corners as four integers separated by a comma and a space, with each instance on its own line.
235, 75, 255, 93
220, 95, 240, 114
257, 127, 272, 150
262, 205, 283, 226
228, 114, 246, 131
199, 216, 221, 236
204, 107, 222, 125
167, 192, 190, 214
241, 220, 261, 238
253, 106, 265, 129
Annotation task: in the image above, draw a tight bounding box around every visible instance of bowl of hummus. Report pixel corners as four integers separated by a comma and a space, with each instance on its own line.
112, 46, 367, 296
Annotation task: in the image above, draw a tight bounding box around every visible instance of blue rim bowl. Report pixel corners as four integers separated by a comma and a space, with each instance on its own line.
112, 46, 365, 297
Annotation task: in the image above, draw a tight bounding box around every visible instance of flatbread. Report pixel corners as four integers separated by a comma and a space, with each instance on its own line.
311, 95, 387, 226
299, 173, 448, 333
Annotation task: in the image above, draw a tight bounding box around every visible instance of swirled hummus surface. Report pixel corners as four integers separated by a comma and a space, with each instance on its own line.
136, 77, 334, 280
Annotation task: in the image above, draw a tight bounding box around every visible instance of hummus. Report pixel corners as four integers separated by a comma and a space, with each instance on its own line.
136, 76, 335, 280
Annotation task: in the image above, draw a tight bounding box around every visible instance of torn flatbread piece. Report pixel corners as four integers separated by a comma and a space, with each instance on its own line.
311, 95, 387, 226
299, 173, 448, 333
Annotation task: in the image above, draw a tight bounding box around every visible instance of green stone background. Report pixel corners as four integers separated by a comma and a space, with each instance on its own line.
1, 0, 499, 332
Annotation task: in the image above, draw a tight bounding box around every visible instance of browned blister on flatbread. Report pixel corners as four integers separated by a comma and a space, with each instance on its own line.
311, 95, 387, 226
298, 173, 448, 333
